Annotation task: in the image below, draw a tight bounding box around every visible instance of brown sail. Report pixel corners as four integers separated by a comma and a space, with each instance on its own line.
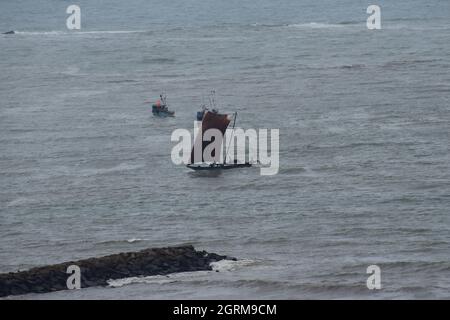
190, 111, 231, 164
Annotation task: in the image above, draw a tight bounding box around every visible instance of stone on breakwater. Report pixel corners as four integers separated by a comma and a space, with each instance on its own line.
0, 245, 235, 297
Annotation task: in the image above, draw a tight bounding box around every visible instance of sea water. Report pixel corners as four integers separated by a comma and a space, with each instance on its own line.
1, 0, 449, 299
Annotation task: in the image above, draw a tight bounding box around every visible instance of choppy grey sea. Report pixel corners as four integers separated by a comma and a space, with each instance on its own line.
1, 0, 449, 299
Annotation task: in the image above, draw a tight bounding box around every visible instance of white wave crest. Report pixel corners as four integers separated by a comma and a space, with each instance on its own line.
10, 30, 147, 36
210, 259, 256, 272
107, 270, 210, 288
107, 259, 255, 288
287, 22, 346, 29
126, 238, 150, 243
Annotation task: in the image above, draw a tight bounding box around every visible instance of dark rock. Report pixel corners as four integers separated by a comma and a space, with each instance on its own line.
0, 245, 234, 297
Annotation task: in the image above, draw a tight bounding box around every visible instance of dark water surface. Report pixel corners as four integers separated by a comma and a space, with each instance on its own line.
1, 0, 449, 299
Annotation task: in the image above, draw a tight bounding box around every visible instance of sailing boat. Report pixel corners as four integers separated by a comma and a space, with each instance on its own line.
186, 110, 252, 171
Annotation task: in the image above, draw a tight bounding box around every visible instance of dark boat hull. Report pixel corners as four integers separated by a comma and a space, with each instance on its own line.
186, 163, 252, 171
152, 105, 175, 117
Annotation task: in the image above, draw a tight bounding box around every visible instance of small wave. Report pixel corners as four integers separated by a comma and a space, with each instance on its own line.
126, 238, 150, 243
250, 23, 284, 28
338, 20, 360, 25
80, 163, 145, 176
289, 63, 367, 71
141, 57, 176, 64
96, 238, 151, 246
382, 23, 450, 31
244, 63, 284, 71
60, 66, 81, 76
107, 79, 139, 84
351, 261, 450, 273
304, 63, 367, 70
378, 196, 421, 204
10, 30, 148, 36
338, 64, 366, 70
77, 30, 147, 34
278, 167, 306, 175
107, 272, 197, 287
12, 31, 65, 35
6, 197, 37, 207
210, 259, 256, 272
287, 22, 347, 29
307, 141, 416, 151
107, 259, 255, 288
381, 59, 439, 69
249, 22, 358, 30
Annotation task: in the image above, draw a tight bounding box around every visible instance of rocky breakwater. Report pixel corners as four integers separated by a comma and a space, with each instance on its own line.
0, 245, 235, 297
